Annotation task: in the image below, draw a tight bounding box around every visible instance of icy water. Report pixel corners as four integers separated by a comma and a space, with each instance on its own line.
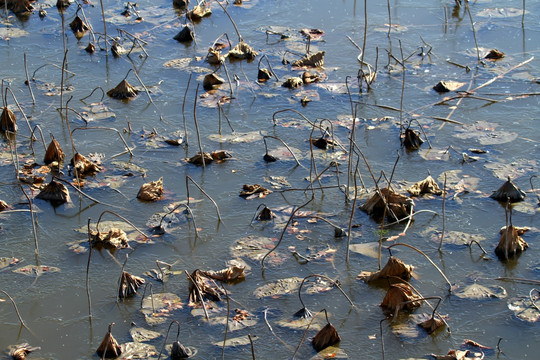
1, 0, 540, 359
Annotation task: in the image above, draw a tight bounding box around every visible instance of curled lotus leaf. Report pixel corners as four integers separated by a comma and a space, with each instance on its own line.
1, 106, 18, 133
312, 322, 341, 352
361, 187, 414, 222
228, 41, 258, 60
119, 342, 158, 359
9, 343, 40, 360
201, 265, 246, 283
208, 130, 263, 143
495, 225, 528, 260
380, 283, 423, 312
36, 180, 70, 206
292, 51, 325, 68
44, 138, 65, 165
490, 177, 526, 202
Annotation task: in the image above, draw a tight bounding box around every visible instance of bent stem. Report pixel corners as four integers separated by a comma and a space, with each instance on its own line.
157, 320, 180, 360
213, 0, 243, 42
95, 210, 149, 240
18, 183, 39, 257
258, 54, 279, 81
158, 203, 199, 238
297, 274, 355, 312
5, 87, 34, 136
263, 135, 302, 167
387, 243, 452, 291
71, 126, 133, 157
261, 196, 314, 269
23, 53, 35, 105
186, 175, 223, 223
292, 309, 328, 360
0, 290, 31, 332
80, 86, 105, 102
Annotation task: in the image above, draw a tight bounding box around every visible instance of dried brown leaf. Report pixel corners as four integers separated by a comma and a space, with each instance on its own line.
312, 323, 341, 352
44, 139, 65, 165
380, 283, 422, 312
137, 177, 163, 201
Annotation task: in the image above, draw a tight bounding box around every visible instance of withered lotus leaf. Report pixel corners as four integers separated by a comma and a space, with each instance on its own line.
403, 128, 424, 150
311, 137, 330, 150
173, 25, 194, 43
361, 187, 414, 222
187, 151, 213, 165
292, 51, 325, 68
119, 271, 145, 299
0, 106, 17, 133
258, 68, 272, 82
206, 48, 224, 65
10, 0, 33, 14
0, 199, 9, 211
85, 43, 96, 53
91, 228, 129, 250
239, 184, 272, 199
69, 15, 89, 39
171, 341, 190, 359
380, 283, 422, 312
71, 153, 101, 177
56, 0, 71, 9
201, 265, 245, 283
36, 180, 70, 206
407, 175, 443, 196
107, 79, 139, 100
137, 177, 164, 201
111, 41, 125, 57
302, 71, 321, 84
9, 343, 40, 360
211, 150, 231, 161
203, 73, 225, 91
495, 225, 528, 260
282, 77, 303, 89
172, 0, 189, 8
188, 269, 223, 303
228, 41, 258, 60
44, 139, 65, 165
485, 49, 505, 60
187, 4, 211, 20
263, 153, 278, 162
430, 349, 483, 360
96, 324, 122, 359
490, 177, 526, 202
418, 316, 445, 334
433, 80, 465, 93
257, 205, 275, 221
357, 256, 414, 283
312, 323, 341, 352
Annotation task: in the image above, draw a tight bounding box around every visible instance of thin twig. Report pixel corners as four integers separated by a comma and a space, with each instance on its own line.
438, 173, 447, 251
186, 175, 223, 222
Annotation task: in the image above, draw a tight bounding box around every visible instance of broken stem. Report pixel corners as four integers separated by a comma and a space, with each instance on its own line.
182, 73, 192, 147
18, 183, 39, 257
157, 320, 180, 360
184, 270, 210, 320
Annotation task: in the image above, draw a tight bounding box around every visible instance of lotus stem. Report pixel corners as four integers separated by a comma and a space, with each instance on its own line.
86, 218, 93, 320
221, 283, 229, 359
292, 309, 327, 360
60, 49, 68, 112
53, 176, 111, 207
23, 53, 35, 105
18, 183, 38, 257
0, 290, 30, 331
258, 54, 279, 81
346, 158, 359, 263
182, 73, 192, 147
387, 243, 452, 291
158, 202, 199, 239
380, 319, 386, 360
214, 0, 243, 42
248, 334, 256, 360
140, 283, 155, 313
4, 87, 34, 136
464, 0, 481, 63
186, 175, 223, 223
31, 63, 76, 80
71, 126, 133, 157
192, 83, 206, 168
263, 135, 302, 167
80, 86, 105, 102
345, 76, 356, 202
439, 173, 447, 251
272, 108, 317, 128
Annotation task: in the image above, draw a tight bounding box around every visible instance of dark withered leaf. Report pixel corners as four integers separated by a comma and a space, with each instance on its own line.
137, 177, 164, 202
403, 128, 423, 150
490, 177, 526, 202
361, 187, 414, 222
0, 106, 17, 133
495, 225, 528, 260
293, 51, 325, 68
36, 179, 70, 206
96, 324, 122, 358
380, 283, 422, 312
485, 49, 505, 60
44, 139, 65, 165
119, 271, 145, 299
174, 25, 194, 43
203, 73, 224, 91
263, 153, 278, 162
257, 205, 275, 220
107, 79, 138, 100
312, 323, 341, 352
9, 343, 40, 360
258, 68, 272, 82
357, 256, 414, 283
418, 316, 445, 334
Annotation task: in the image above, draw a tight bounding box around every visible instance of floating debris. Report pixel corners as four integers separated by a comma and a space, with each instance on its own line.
90, 228, 129, 250
187, 3, 211, 20
282, 77, 303, 89
433, 80, 465, 93
403, 127, 424, 150
9, 343, 40, 360
292, 51, 325, 68
418, 316, 445, 334
228, 41, 258, 60
70, 153, 101, 177
240, 184, 272, 199
485, 49, 505, 60
203, 73, 225, 91
69, 15, 89, 40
